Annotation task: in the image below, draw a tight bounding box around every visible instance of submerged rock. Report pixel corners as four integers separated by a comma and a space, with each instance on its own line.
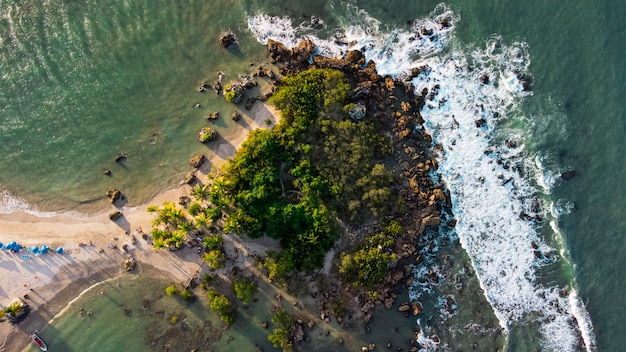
218, 30, 238, 48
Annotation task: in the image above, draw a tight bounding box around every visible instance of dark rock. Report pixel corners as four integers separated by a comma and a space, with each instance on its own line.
205, 111, 219, 121
475, 118, 487, 128
183, 172, 196, 185
103, 169, 112, 176
480, 74, 490, 85
218, 30, 238, 48
245, 97, 257, 110
231, 110, 242, 121
106, 189, 122, 203
189, 153, 205, 168
115, 152, 127, 163
178, 196, 191, 206
561, 170, 577, 180
109, 211, 123, 222
345, 50, 364, 64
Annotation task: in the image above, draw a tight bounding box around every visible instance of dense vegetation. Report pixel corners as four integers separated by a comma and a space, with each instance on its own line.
339, 220, 403, 288
208, 68, 398, 276
267, 308, 293, 351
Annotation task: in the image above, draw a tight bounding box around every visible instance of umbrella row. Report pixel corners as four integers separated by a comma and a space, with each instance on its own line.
0, 241, 63, 254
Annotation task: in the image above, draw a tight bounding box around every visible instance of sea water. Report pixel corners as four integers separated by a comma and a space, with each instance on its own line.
3, 0, 625, 350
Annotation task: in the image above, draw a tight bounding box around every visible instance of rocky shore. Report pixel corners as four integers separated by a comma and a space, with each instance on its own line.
252, 37, 451, 350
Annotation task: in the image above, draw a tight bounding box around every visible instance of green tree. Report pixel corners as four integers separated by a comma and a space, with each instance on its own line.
165, 285, 179, 297
203, 249, 226, 270
268, 308, 293, 351
191, 184, 210, 203
203, 234, 224, 250
187, 202, 203, 217
233, 278, 257, 305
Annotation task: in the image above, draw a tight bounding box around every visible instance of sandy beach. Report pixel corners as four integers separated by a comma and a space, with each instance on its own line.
0, 102, 280, 351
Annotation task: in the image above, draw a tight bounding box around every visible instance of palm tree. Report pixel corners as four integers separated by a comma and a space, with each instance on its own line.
191, 184, 210, 204
0, 309, 6, 323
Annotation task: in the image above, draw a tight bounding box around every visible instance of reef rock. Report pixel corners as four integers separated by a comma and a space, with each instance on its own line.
189, 153, 205, 168
197, 127, 218, 143
123, 257, 137, 271
218, 30, 238, 48
106, 189, 122, 203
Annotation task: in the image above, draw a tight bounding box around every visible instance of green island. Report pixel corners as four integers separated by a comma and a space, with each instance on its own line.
148, 38, 447, 351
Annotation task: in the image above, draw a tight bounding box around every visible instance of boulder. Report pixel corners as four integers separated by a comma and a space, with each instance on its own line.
218, 30, 238, 48
561, 170, 577, 180
109, 211, 123, 222
106, 189, 122, 203
398, 302, 411, 312
197, 127, 218, 143
189, 154, 205, 168
183, 172, 196, 185
123, 258, 137, 271
205, 111, 219, 121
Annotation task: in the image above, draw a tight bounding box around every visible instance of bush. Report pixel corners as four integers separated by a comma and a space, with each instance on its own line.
187, 202, 203, 216
268, 308, 293, 351
233, 278, 257, 305
165, 285, 179, 297
203, 234, 224, 250
203, 249, 226, 270
180, 289, 195, 302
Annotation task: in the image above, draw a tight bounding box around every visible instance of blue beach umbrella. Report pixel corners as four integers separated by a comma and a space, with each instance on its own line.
41, 245, 49, 254
56, 247, 64, 254
0, 242, 3, 249
32, 246, 39, 254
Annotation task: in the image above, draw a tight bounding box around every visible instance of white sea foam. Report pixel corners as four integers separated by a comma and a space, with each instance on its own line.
247, 4, 595, 351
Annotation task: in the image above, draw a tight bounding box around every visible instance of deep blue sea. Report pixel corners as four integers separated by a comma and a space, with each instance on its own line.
2, 0, 623, 351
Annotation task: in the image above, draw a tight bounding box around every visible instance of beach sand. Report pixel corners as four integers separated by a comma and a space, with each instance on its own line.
0, 102, 280, 351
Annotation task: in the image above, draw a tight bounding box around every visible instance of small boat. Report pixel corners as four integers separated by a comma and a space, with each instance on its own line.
30, 331, 47, 351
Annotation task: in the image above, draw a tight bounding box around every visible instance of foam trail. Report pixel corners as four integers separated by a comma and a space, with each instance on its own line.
247, 5, 595, 351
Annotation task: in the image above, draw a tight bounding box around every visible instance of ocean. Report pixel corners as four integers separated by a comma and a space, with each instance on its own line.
3, 0, 624, 351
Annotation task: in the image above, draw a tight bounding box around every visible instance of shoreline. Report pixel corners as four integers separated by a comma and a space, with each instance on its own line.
0, 101, 281, 351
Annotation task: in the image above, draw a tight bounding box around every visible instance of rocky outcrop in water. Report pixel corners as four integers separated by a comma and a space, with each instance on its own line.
189, 153, 205, 168
218, 31, 238, 48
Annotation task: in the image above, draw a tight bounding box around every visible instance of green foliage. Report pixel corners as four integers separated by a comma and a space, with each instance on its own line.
208, 293, 235, 324
233, 278, 257, 305
203, 249, 226, 270
206, 289, 219, 301
210, 67, 396, 275
203, 234, 224, 250
180, 289, 194, 302
270, 68, 350, 121
339, 246, 398, 289
268, 308, 293, 351
169, 315, 179, 324
165, 285, 179, 297
191, 184, 210, 203
187, 201, 202, 217
148, 202, 190, 249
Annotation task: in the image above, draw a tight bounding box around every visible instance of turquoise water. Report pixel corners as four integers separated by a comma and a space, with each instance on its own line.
2, 0, 624, 350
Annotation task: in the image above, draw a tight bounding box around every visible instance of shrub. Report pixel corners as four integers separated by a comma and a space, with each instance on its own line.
165, 285, 179, 297
233, 278, 257, 305
180, 289, 195, 302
